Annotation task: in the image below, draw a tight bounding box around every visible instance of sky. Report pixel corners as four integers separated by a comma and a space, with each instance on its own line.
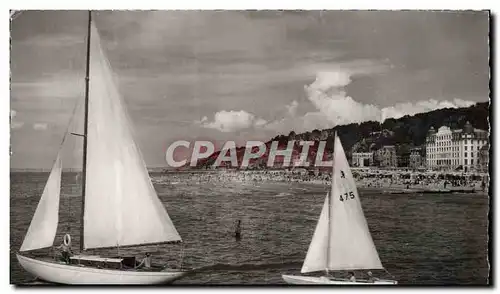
10, 10, 489, 169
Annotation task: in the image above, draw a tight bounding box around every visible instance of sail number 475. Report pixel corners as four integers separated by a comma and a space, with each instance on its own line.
339, 191, 355, 201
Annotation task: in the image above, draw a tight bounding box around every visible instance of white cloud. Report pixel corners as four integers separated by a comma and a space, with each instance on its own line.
303, 72, 381, 127
11, 121, 24, 129
11, 74, 83, 99
285, 100, 299, 116
254, 118, 268, 127
10, 109, 24, 129
380, 99, 475, 121
300, 69, 475, 131
198, 110, 267, 132
33, 123, 48, 131
265, 69, 476, 134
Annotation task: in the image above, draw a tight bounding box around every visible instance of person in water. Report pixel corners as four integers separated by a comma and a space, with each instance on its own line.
136, 252, 152, 269
348, 272, 356, 282
57, 241, 73, 264
235, 220, 242, 240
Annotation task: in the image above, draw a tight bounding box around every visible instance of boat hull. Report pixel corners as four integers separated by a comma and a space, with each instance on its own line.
17, 254, 188, 285
282, 275, 397, 285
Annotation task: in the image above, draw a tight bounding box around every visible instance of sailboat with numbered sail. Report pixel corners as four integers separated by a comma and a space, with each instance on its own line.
16, 11, 189, 284
282, 133, 397, 285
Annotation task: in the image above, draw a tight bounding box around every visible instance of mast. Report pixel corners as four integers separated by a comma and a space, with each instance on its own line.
80, 10, 92, 252
326, 131, 337, 275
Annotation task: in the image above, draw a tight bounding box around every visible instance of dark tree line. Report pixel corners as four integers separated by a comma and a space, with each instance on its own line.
193, 102, 489, 169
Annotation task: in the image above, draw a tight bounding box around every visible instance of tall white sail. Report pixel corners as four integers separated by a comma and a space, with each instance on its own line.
83, 22, 181, 249
301, 193, 329, 273
301, 134, 383, 273
20, 156, 62, 252
327, 135, 383, 270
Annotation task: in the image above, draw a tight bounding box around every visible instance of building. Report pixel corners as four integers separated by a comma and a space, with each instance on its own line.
409, 147, 425, 169
396, 145, 411, 168
478, 143, 490, 172
426, 121, 489, 171
375, 145, 397, 168
352, 152, 374, 167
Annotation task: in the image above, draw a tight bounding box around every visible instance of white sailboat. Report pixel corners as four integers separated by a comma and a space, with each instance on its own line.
16, 11, 189, 284
282, 134, 397, 285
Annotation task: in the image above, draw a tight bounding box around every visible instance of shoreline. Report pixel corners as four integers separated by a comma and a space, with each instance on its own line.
152, 170, 488, 195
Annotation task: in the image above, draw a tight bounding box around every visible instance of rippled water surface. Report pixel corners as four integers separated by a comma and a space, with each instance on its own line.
10, 172, 489, 285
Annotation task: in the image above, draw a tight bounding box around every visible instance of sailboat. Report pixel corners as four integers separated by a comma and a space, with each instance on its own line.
16, 11, 189, 284
282, 134, 397, 285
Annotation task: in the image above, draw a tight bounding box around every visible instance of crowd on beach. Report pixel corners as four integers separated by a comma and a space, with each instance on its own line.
155, 168, 489, 194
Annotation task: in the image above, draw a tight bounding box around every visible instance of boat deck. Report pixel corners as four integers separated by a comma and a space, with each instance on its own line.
24, 253, 184, 273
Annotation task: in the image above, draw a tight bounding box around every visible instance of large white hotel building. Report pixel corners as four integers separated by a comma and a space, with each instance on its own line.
426, 121, 488, 172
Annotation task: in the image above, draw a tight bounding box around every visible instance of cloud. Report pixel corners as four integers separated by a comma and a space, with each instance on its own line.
33, 123, 48, 131
11, 121, 24, 129
198, 110, 267, 133
265, 68, 476, 134
303, 71, 381, 126
254, 118, 268, 127
11, 73, 83, 99
380, 99, 475, 121
10, 109, 25, 129
285, 100, 299, 116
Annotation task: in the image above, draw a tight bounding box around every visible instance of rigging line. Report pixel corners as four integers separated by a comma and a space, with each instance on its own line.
60, 94, 84, 150
55, 90, 82, 234
179, 243, 185, 270
38, 90, 83, 184
64, 98, 83, 234
384, 267, 396, 280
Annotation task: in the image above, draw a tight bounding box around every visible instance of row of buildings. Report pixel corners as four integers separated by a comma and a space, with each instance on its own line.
426, 121, 489, 172
351, 121, 489, 172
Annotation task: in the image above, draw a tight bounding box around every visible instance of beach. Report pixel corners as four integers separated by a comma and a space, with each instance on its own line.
157, 169, 489, 195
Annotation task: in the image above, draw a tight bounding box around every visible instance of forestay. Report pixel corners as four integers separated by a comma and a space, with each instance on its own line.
83, 22, 181, 249
20, 156, 62, 252
301, 134, 383, 273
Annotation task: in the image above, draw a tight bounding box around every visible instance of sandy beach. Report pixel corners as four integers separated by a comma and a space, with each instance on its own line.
156, 169, 489, 195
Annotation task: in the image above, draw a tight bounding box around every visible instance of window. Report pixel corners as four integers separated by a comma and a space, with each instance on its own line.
471, 159, 474, 165
465, 159, 468, 165
464, 152, 467, 157
465, 146, 467, 151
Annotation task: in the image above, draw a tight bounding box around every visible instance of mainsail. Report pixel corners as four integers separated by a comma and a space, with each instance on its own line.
83, 22, 181, 249
20, 156, 62, 252
301, 134, 383, 273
